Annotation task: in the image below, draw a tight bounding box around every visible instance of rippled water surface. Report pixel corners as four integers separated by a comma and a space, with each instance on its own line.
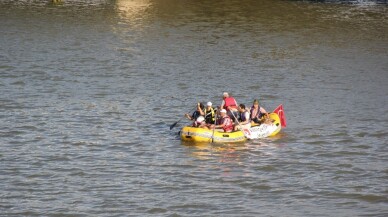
1, 0, 387, 216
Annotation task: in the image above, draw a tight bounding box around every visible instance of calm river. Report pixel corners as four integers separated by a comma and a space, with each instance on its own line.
1, 0, 387, 216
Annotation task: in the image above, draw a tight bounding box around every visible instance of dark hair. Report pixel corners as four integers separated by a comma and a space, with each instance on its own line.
239, 104, 246, 109
199, 103, 205, 110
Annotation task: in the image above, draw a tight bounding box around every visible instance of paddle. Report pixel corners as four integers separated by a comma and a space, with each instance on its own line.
170, 108, 195, 130
211, 107, 218, 143
229, 110, 253, 139
169, 118, 182, 130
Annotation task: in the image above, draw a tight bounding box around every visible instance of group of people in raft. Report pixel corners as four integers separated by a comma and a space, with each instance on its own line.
184, 92, 270, 133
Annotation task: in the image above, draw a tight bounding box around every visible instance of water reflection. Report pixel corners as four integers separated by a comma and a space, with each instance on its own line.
182, 139, 285, 162
182, 141, 244, 161
115, 0, 152, 28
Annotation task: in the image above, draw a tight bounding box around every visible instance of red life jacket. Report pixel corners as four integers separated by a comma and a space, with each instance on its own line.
223, 97, 238, 110
221, 116, 234, 132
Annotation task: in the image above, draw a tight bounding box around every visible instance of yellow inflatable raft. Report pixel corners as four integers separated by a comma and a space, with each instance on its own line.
268, 112, 282, 136
247, 113, 282, 139
180, 113, 282, 143
180, 127, 247, 143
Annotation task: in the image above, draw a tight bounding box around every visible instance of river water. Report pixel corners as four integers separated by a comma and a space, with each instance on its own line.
1, 0, 387, 216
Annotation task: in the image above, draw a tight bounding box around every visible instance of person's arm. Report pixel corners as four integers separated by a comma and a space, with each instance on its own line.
220, 100, 225, 110
185, 113, 193, 120
214, 118, 225, 129
215, 123, 224, 129
260, 107, 269, 118
198, 104, 205, 116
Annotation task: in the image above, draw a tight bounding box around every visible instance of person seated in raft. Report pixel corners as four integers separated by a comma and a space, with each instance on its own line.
250, 99, 269, 125
200, 101, 216, 124
185, 102, 205, 122
220, 92, 239, 122
209, 109, 234, 133
192, 116, 208, 129
234, 104, 251, 131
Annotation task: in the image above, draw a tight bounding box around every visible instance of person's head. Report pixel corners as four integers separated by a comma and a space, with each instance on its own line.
253, 99, 259, 107
223, 92, 229, 99
220, 109, 227, 116
206, 101, 212, 108
239, 104, 246, 111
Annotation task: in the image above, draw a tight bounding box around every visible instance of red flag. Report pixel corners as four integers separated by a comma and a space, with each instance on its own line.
273, 104, 286, 128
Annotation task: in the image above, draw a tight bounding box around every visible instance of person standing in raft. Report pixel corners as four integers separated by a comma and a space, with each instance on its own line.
220, 92, 239, 122
185, 102, 205, 122
200, 101, 216, 124
234, 104, 251, 131
250, 99, 269, 125
210, 109, 234, 132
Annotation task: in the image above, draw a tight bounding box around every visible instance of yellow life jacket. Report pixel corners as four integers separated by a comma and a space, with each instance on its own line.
204, 107, 215, 123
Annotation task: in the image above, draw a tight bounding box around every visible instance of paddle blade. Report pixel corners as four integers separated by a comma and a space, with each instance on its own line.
169, 121, 178, 130
273, 104, 286, 128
